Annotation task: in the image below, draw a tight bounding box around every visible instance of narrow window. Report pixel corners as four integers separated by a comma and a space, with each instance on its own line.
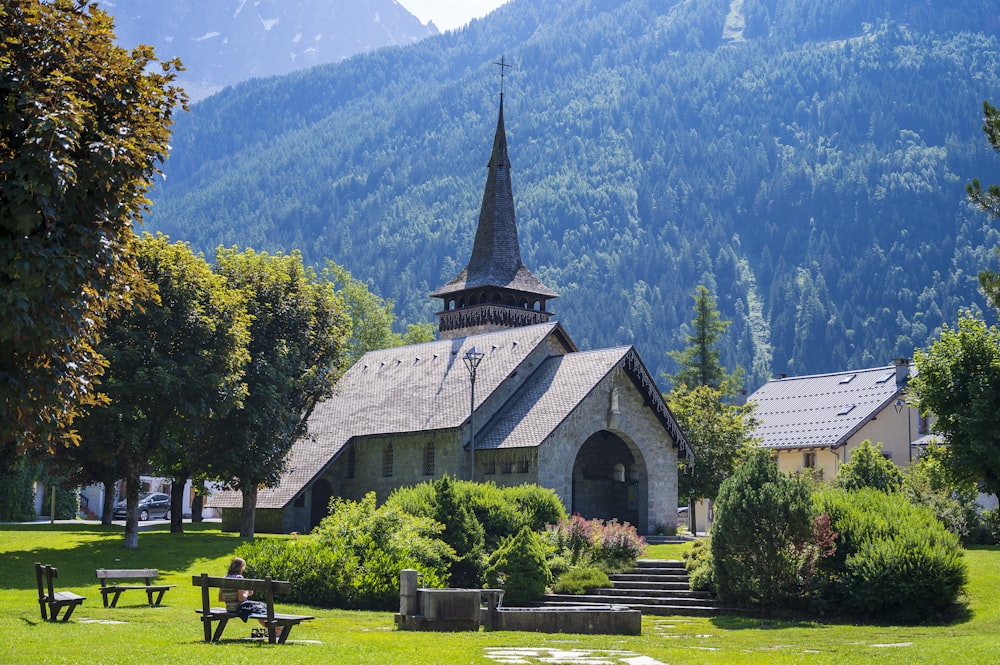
918, 414, 930, 435
803, 452, 816, 469
423, 442, 435, 476
382, 443, 394, 477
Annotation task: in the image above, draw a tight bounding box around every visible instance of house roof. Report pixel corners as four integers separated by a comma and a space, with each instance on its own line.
209, 322, 573, 509
749, 363, 911, 450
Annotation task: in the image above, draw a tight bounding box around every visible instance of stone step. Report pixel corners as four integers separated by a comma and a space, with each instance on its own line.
544, 593, 718, 609
608, 573, 688, 584
597, 587, 714, 600
539, 558, 722, 617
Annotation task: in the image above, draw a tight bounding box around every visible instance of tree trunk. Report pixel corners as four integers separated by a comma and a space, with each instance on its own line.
101, 480, 115, 526
689, 500, 697, 536
123, 473, 140, 550
191, 481, 204, 523
240, 484, 257, 538
170, 475, 186, 533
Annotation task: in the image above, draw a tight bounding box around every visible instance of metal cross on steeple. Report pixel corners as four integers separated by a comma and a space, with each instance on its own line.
494, 55, 512, 95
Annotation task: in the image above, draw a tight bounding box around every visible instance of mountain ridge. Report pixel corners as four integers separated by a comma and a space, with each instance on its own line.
105, 0, 438, 100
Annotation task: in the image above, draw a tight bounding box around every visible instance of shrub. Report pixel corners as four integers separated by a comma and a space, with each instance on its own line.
239, 492, 452, 610
433, 474, 485, 587
711, 449, 818, 609
683, 539, 715, 593
553, 567, 610, 595
592, 519, 647, 572
815, 487, 968, 622
978, 508, 1000, 545
836, 440, 903, 493
485, 526, 550, 605
386, 480, 567, 551
544, 515, 646, 573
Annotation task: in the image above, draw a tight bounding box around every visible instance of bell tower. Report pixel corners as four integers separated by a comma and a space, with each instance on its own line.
431, 93, 558, 339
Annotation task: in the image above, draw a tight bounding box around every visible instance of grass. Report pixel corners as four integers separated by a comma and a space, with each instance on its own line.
1, 522, 998, 664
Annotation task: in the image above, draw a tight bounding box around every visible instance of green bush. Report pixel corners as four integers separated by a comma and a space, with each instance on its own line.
239, 492, 452, 610
485, 526, 550, 605
552, 566, 610, 594
978, 508, 1000, 545
432, 475, 485, 587
711, 449, 818, 609
0, 457, 38, 522
815, 487, 968, 622
683, 539, 715, 593
836, 440, 903, 493
386, 480, 567, 552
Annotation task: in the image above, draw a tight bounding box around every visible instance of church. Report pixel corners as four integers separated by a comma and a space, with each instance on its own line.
210, 94, 689, 534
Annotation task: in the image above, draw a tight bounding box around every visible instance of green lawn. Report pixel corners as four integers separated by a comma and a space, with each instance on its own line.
2, 522, 997, 664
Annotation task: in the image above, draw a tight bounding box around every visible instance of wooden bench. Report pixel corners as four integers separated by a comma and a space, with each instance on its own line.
191, 573, 314, 644
96, 568, 175, 608
35, 563, 85, 622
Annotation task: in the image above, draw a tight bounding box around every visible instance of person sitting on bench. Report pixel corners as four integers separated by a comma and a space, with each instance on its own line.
221, 557, 279, 639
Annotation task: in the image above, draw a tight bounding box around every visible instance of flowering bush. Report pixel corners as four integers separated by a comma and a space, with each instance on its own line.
545, 514, 646, 573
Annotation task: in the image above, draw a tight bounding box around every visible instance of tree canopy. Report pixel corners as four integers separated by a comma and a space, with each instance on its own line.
912, 314, 1000, 496
209, 247, 350, 538
0, 0, 185, 461
77, 233, 249, 548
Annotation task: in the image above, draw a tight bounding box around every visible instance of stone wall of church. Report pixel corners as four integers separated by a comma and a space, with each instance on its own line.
536, 367, 679, 534
323, 431, 465, 504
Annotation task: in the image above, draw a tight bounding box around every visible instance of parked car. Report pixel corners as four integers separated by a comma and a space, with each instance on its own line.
111, 492, 171, 521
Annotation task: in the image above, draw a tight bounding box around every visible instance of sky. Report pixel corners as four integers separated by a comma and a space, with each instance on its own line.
399, 0, 511, 33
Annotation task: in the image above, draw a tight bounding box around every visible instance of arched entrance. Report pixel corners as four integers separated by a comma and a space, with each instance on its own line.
571, 431, 646, 530
309, 479, 332, 530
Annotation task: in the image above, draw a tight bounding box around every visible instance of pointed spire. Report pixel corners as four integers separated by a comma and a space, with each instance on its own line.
432, 91, 558, 339
465, 94, 521, 286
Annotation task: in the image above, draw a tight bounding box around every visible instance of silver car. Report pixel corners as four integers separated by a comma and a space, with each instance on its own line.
111, 492, 171, 521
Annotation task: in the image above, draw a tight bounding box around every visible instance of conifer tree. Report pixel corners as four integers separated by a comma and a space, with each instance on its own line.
433, 474, 485, 588
969, 101, 1000, 310
664, 285, 756, 531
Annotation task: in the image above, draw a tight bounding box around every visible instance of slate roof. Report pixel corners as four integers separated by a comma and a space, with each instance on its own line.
749, 364, 910, 450
209, 323, 573, 509
431, 96, 558, 299
478, 346, 632, 450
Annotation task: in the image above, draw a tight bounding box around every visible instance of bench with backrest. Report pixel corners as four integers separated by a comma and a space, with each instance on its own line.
35, 563, 85, 622
191, 573, 314, 644
96, 568, 175, 608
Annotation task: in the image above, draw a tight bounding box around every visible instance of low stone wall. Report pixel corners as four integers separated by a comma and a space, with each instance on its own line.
396, 568, 641, 635
491, 605, 641, 635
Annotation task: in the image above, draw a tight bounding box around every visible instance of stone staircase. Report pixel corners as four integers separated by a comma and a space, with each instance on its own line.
537, 559, 720, 617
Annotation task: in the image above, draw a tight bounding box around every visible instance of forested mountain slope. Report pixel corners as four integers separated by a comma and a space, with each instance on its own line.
147, 0, 1000, 389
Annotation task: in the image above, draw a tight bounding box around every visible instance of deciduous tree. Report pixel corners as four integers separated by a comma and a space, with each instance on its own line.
912, 314, 1000, 496
76, 234, 249, 548
0, 0, 185, 462
210, 248, 349, 538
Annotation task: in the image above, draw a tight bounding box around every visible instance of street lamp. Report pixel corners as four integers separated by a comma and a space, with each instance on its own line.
463, 346, 485, 481
894, 397, 913, 462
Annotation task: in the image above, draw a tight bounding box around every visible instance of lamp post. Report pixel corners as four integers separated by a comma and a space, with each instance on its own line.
894, 397, 913, 463
463, 346, 485, 481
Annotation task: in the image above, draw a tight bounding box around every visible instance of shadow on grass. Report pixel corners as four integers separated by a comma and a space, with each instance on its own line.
0, 522, 248, 590
709, 600, 974, 630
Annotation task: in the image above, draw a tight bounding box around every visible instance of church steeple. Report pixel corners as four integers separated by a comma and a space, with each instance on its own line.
431, 94, 558, 339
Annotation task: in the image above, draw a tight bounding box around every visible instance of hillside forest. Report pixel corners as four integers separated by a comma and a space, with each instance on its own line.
146, 0, 1000, 389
